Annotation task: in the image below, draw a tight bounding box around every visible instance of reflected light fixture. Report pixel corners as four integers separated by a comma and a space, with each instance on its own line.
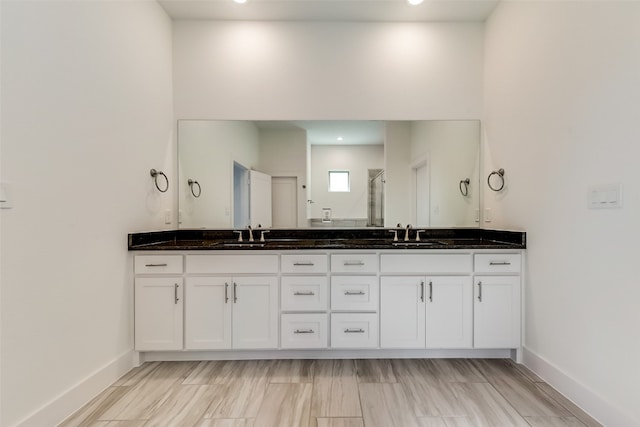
337, 136, 344, 141
234, 0, 248, 4
407, 0, 424, 5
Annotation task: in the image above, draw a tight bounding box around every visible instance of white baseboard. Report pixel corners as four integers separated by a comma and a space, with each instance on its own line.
523, 347, 637, 427
13, 350, 135, 427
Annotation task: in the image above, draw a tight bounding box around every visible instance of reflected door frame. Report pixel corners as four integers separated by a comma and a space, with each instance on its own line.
411, 155, 430, 227
271, 176, 298, 228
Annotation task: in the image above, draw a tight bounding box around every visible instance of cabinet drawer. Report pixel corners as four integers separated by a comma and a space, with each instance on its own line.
281, 254, 328, 274
331, 254, 378, 273
380, 254, 471, 274
186, 254, 278, 274
331, 276, 378, 312
281, 313, 328, 349
281, 276, 328, 311
330, 313, 378, 348
135, 255, 183, 275
474, 254, 521, 274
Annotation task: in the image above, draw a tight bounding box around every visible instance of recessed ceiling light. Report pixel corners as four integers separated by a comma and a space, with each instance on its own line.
337, 136, 344, 141
407, 0, 424, 5
233, 0, 248, 4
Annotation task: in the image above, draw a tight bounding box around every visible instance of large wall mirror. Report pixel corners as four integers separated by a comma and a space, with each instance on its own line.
178, 120, 480, 229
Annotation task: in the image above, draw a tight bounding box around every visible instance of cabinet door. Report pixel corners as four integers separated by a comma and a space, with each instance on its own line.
380, 276, 425, 348
426, 276, 472, 349
134, 278, 183, 351
232, 276, 278, 349
185, 277, 232, 350
474, 275, 521, 348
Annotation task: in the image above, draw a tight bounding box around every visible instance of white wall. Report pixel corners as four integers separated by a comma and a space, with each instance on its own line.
178, 120, 260, 228
0, 2, 173, 426
310, 145, 384, 220
410, 120, 480, 227
258, 128, 308, 227
484, 2, 640, 425
173, 21, 484, 120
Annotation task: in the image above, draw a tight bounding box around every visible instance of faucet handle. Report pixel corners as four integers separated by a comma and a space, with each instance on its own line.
388, 230, 398, 242
260, 230, 270, 242
233, 230, 243, 242
415, 230, 426, 241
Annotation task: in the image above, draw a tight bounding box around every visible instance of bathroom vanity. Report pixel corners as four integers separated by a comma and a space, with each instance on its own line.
129, 228, 525, 362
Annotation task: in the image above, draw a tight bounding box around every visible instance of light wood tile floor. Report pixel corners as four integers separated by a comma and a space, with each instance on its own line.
59, 359, 602, 427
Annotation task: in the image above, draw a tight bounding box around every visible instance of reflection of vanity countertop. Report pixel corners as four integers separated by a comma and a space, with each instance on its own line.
128, 228, 526, 251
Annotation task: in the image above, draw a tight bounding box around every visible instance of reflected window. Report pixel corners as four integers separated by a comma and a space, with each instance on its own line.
328, 170, 350, 192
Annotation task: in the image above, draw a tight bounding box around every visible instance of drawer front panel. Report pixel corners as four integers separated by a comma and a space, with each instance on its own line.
186, 254, 278, 274
281, 313, 328, 349
281, 254, 328, 274
331, 276, 378, 312
380, 254, 471, 274
281, 276, 329, 311
330, 313, 379, 348
331, 254, 378, 273
135, 255, 183, 275
474, 254, 521, 273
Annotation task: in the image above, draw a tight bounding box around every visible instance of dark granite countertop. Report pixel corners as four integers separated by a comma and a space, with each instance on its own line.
128, 228, 526, 251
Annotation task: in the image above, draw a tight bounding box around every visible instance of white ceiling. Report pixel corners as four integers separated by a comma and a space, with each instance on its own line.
159, 0, 500, 22
256, 120, 386, 145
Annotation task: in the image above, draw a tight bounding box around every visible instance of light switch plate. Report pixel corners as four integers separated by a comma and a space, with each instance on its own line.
588, 184, 622, 209
0, 183, 12, 209
164, 209, 172, 224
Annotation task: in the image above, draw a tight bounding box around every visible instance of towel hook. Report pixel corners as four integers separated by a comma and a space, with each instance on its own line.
459, 178, 470, 197
487, 168, 505, 192
150, 169, 169, 193
188, 179, 202, 198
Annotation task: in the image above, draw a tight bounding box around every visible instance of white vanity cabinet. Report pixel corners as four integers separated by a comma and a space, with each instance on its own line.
185, 255, 279, 350
379, 253, 474, 349
473, 254, 522, 349
134, 256, 184, 351
132, 247, 523, 357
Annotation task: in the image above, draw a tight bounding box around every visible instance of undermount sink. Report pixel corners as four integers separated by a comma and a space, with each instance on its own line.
221, 242, 265, 248
392, 240, 447, 247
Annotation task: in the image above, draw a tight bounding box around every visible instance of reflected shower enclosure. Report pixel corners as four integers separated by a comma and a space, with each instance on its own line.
368, 169, 384, 227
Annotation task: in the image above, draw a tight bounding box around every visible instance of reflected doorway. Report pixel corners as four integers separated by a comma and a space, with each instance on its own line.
272, 177, 298, 228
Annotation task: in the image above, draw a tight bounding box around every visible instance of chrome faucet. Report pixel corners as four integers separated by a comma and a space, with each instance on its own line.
404, 224, 412, 241
233, 230, 244, 242
247, 225, 254, 242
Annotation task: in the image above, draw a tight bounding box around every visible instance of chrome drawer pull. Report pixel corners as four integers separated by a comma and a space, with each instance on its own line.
489, 261, 511, 266
145, 263, 168, 267
428, 281, 433, 302
477, 281, 482, 302
344, 328, 365, 333
174, 283, 179, 304
344, 261, 365, 266
420, 281, 425, 302
293, 262, 315, 266
225, 282, 229, 303
344, 291, 365, 296
233, 283, 238, 303
294, 329, 315, 334
294, 291, 315, 296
